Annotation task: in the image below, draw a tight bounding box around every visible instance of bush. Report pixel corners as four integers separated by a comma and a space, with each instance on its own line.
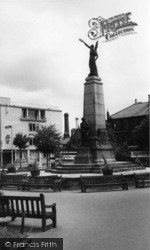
114, 143, 129, 161
6, 164, 16, 173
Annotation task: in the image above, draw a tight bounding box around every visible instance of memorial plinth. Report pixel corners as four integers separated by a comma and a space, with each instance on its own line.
74, 75, 115, 166
84, 76, 106, 136
83, 75, 115, 163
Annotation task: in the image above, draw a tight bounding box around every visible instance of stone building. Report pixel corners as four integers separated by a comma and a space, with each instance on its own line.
0, 97, 62, 168
107, 97, 149, 147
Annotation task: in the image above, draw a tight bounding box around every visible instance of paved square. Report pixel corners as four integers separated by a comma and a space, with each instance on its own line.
2, 188, 150, 250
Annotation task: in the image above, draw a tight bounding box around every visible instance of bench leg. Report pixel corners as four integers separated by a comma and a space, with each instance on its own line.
42, 217, 46, 232
20, 213, 25, 234
52, 215, 57, 228
12, 215, 16, 221
52, 205, 57, 228
122, 183, 128, 190
81, 185, 86, 193
142, 181, 145, 188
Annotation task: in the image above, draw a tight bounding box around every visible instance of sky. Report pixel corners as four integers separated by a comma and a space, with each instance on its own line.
0, 0, 150, 134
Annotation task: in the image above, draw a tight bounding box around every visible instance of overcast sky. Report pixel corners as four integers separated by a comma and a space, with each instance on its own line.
0, 0, 149, 133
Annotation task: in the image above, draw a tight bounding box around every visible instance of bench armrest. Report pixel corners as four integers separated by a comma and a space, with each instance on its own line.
45, 203, 56, 209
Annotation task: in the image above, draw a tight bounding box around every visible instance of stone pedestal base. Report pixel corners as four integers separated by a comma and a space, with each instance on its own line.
74, 147, 93, 164
92, 143, 116, 164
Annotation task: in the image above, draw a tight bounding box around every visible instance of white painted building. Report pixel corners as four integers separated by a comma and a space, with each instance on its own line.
0, 97, 62, 168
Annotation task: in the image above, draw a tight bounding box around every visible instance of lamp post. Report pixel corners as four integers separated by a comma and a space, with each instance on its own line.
0, 140, 2, 168
5, 125, 13, 164
0, 106, 3, 168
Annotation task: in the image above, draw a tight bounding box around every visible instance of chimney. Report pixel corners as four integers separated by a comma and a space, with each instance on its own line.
135, 99, 137, 104
64, 113, 69, 138
148, 95, 150, 114
75, 118, 79, 129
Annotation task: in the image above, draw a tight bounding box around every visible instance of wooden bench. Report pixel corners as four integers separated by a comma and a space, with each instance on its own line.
0, 174, 28, 190
134, 173, 150, 188
80, 174, 128, 192
19, 175, 62, 192
122, 173, 137, 187
0, 193, 56, 232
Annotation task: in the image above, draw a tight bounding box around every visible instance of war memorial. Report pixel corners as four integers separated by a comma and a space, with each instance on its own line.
54, 39, 140, 174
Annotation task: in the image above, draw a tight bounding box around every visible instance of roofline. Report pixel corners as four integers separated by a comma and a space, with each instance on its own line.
110, 101, 148, 118
0, 103, 62, 112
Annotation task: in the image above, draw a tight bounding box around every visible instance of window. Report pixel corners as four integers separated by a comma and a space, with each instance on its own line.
40, 110, 45, 120
29, 123, 36, 132
124, 120, 129, 130
29, 123, 39, 132
29, 137, 35, 146
22, 108, 27, 118
113, 123, 116, 130
21, 108, 45, 121
16, 150, 27, 160
30, 150, 39, 160
28, 109, 39, 120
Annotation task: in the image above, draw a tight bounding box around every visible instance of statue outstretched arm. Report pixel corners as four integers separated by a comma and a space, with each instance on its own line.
95, 41, 98, 50
79, 39, 91, 49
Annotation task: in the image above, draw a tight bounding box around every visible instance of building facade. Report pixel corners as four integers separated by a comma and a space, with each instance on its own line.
0, 97, 62, 168
107, 98, 149, 147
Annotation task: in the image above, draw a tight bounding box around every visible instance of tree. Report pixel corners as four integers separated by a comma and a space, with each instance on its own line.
133, 116, 149, 150
13, 133, 29, 168
114, 143, 129, 161
34, 125, 62, 168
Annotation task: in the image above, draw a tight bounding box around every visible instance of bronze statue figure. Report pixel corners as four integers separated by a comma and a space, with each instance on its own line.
79, 39, 99, 76
80, 117, 89, 145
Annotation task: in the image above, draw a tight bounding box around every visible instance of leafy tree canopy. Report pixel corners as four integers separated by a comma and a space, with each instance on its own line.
114, 143, 129, 161
34, 125, 62, 155
133, 116, 149, 150
13, 133, 29, 149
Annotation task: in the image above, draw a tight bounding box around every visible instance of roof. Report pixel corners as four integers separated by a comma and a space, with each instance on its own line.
110, 102, 149, 119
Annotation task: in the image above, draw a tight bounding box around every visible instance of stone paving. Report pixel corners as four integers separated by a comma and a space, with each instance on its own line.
1, 186, 150, 250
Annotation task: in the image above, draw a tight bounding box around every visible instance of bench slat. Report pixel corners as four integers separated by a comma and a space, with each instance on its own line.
31, 200, 35, 214
16, 199, 20, 214
25, 199, 29, 214
36, 200, 40, 215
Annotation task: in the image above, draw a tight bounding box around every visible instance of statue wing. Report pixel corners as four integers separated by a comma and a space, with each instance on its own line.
95, 41, 98, 50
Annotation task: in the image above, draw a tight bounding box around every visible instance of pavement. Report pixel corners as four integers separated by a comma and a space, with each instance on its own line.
1, 187, 150, 250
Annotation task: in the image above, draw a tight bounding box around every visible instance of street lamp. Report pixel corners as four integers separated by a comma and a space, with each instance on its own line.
5, 125, 13, 164
0, 106, 3, 168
